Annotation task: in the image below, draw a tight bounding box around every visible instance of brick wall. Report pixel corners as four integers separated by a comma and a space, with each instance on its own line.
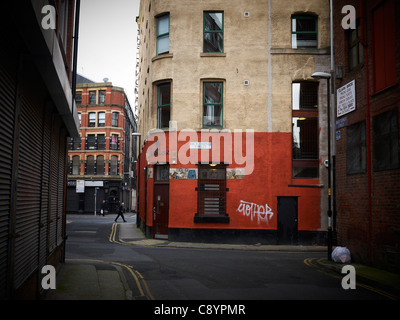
333, 0, 400, 271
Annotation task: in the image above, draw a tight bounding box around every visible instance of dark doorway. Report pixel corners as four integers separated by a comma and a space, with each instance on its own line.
153, 165, 169, 239
277, 197, 298, 245
78, 193, 85, 213
108, 189, 119, 214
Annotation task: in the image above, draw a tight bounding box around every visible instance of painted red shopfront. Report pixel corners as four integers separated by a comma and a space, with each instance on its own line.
136, 131, 324, 244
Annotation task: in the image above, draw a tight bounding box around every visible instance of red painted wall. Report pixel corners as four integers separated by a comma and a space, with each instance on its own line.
137, 132, 322, 232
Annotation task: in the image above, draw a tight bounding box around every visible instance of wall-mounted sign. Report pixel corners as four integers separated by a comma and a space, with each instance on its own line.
189, 142, 212, 149
337, 80, 356, 117
76, 180, 85, 193
336, 116, 348, 130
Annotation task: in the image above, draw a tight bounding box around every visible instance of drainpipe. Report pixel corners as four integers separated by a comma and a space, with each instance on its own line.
360, 0, 373, 263
330, 0, 337, 244
71, 0, 81, 105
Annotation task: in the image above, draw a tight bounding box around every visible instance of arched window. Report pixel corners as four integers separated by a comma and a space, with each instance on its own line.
112, 112, 119, 127
72, 156, 80, 175
88, 112, 96, 127
97, 156, 105, 175
110, 156, 118, 175
86, 156, 95, 175
98, 112, 105, 127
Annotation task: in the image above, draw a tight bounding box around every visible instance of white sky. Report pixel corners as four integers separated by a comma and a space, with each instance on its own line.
77, 0, 140, 110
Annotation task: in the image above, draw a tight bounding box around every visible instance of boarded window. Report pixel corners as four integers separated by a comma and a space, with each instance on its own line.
372, 0, 396, 93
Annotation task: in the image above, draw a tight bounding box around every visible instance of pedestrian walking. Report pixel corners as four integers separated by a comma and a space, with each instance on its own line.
115, 202, 127, 222
100, 200, 107, 216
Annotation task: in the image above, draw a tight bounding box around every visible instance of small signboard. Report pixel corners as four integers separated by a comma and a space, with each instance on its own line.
189, 142, 212, 149
76, 180, 85, 193
337, 80, 356, 117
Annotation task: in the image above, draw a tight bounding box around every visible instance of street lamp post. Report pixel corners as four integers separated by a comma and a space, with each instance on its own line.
94, 187, 99, 216
312, 72, 333, 261
132, 132, 142, 228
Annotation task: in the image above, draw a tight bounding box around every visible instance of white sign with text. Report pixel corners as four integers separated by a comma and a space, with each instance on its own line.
337, 80, 356, 117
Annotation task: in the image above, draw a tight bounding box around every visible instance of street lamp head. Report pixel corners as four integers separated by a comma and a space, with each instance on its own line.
312, 72, 331, 80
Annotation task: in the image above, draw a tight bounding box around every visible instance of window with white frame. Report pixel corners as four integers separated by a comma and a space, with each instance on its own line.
291, 15, 318, 49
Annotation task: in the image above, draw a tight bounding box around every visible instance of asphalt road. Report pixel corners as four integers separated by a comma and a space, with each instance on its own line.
65, 214, 388, 301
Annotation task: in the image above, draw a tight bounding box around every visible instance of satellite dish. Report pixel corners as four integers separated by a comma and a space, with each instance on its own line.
103, 78, 109, 82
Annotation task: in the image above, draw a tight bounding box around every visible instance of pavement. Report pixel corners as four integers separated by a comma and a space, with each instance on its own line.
42, 214, 400, 300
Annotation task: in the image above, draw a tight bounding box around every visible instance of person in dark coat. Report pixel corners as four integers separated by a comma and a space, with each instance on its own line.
115, 202, 127, 222
100, 200, 107, 216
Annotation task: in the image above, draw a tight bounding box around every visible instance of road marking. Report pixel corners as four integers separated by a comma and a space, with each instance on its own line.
304, 258, 399, 300
66, 258, 154, 299
107, 223, 155, 299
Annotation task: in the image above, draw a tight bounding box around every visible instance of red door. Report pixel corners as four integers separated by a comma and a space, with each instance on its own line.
153, 165, 169, 239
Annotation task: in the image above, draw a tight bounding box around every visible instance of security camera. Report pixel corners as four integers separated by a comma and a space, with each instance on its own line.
324, 160, 329, 168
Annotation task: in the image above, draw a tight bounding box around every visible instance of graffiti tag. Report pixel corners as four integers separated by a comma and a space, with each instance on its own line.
236, 200, 274, 225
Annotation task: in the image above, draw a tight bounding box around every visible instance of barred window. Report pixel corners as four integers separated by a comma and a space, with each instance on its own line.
292, 82, 319, 178
197, 164, 227, 216
291, 15, 318, 49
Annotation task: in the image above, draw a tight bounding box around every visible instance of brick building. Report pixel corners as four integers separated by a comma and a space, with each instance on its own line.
0, 1, 80, 298
332, 0, 400, 270
135, 0, 331, 244
66, 77, 137, 215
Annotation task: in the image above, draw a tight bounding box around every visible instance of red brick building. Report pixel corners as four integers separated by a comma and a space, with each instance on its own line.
333, 0, 400, 270
66, 77, 137, 215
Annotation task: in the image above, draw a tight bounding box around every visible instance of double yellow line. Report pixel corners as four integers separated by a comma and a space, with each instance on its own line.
304, 258, 399, 300
109, 222, 122, 244
108, 222, 154, 300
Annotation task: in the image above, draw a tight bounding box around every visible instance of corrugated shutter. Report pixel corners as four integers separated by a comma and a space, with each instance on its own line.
38, 105, 52, 281
57, 129, 66, 246
0, 60, 17, 299
66, 187, 80, 213
13, 94, 43, 289
48, 117, 60, 253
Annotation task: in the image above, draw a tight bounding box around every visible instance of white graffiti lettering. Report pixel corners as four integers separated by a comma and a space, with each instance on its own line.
236, 200, 274, 225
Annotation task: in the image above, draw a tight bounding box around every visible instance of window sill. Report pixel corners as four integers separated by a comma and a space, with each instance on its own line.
288, 183, 323, 188
152, 53, 173, 62
194, 214, 230, 223
270, 48, 330, 55
200, 52, 226, 58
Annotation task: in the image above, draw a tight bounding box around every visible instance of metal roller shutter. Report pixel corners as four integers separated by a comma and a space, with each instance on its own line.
0, 60, 17, 299
48, 117, 60, 254
13, 94, 43, 289
57, 128, 67, 246
38, 105, 52, 280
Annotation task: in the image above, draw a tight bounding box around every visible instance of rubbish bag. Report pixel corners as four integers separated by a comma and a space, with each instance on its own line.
331, 246, 351, 263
